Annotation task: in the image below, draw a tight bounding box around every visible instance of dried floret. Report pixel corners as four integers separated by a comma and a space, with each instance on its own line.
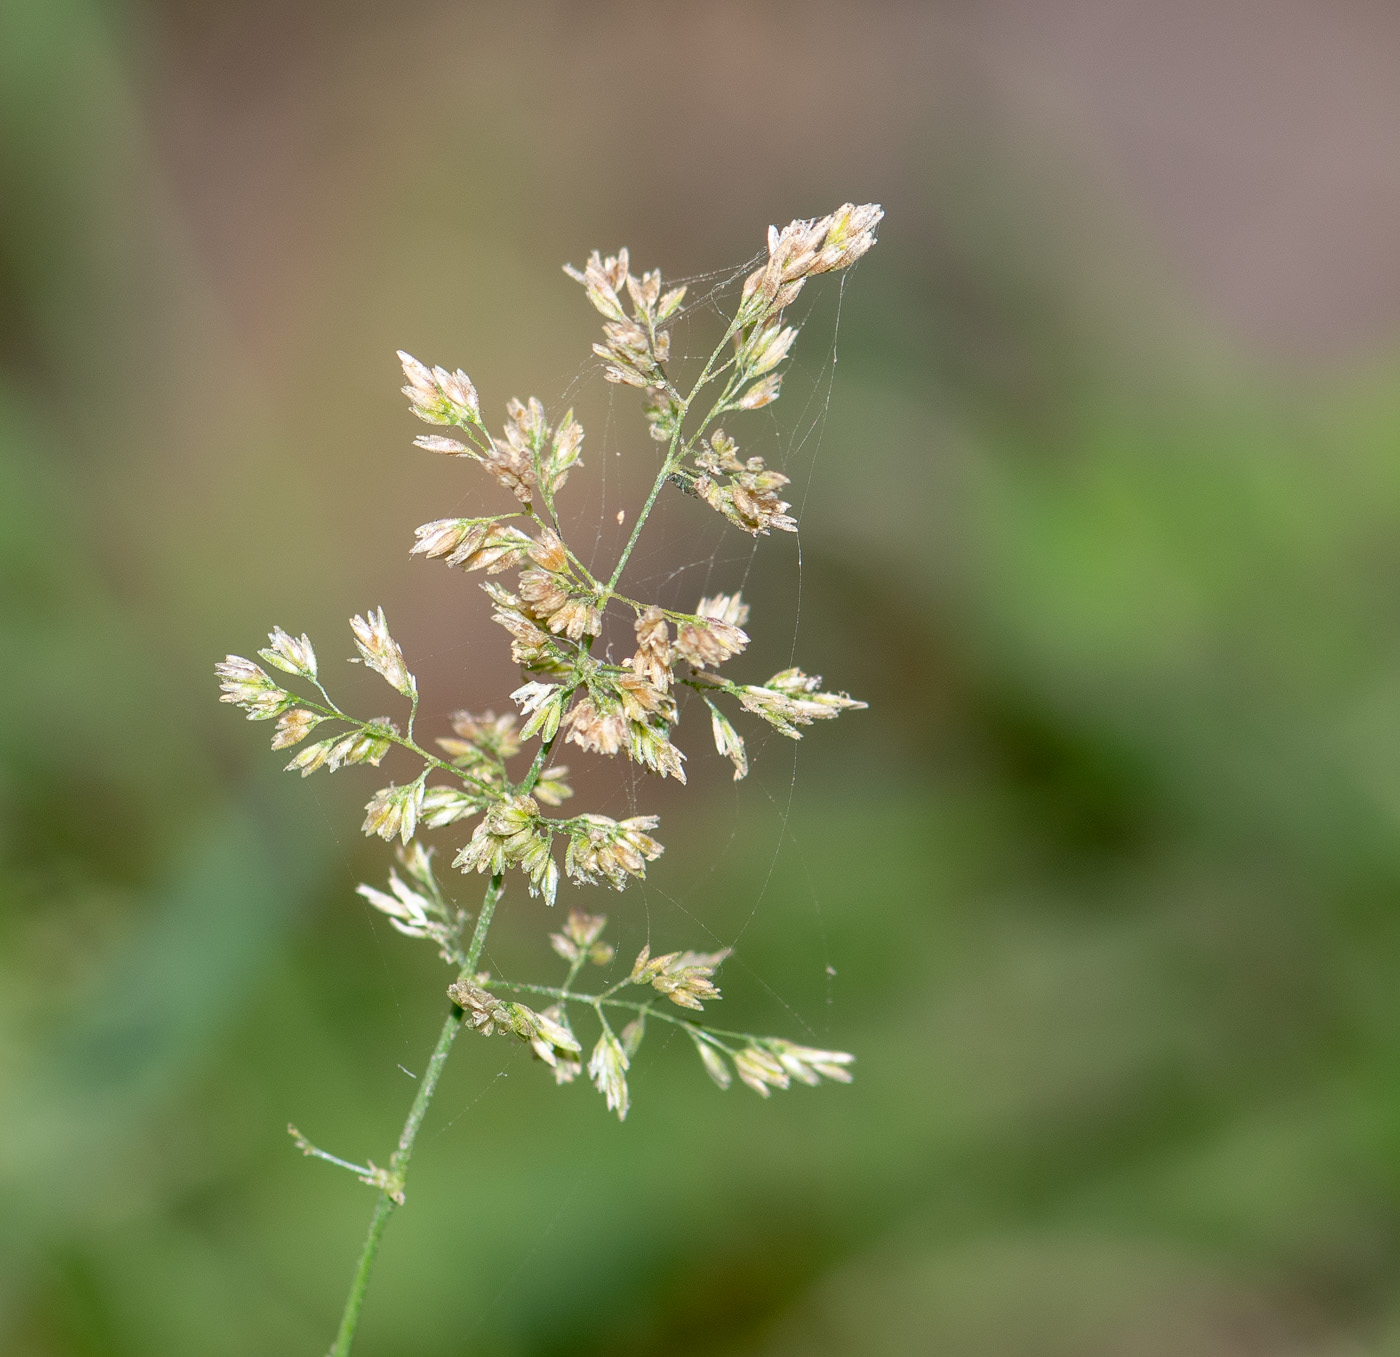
437, 708, 521, 765
737, 668, 866, 738
484, 583, 569, 670
516, 568, 602, 641
691, 433, 796, 535
619, 1014, 646, 1059
216, 656, 293, 720
517, 567, 569, 617
259, 626, 318, 679
565, 250, 681, 397
737, 320, 798, 379
733, 1045, 790, 1097
675, 610, 749, 669
631, 607, 673, 691
540, 1006, 583, 1083
544, 413, 584, 494
562, 698, 626, 757
355, 867, 466, 965
447, 982, 581, 1070
564, 814, 663, 890
548, 909, 614, 967
563, 248, 630, 323
629, 943, 729, 1011
362, 781, 424, 845
453, 795, 558, 905
768, 1039, 855, 1086
271, 708, 323, 750
642, 386, 680, 443
419, 785, 484, 828
588, 1028, 630, 1120
349, 608, 416, 699
531, 764, 573, 807
285, 720, 397, 776
412, 433, 470, 455
527, 529, 568, 574
411, 518, 531, 574
738, 203, 883, 325
692, 1034, 733, 1090
511, 680, 565, 742
624, 716, 687, 783
704, 699, 748, 780
399, 350, 481, 426
735, 373, 782, 410
488, 397, 546, 501
697, 592, 750, 628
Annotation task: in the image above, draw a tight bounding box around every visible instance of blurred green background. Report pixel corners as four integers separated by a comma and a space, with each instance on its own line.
8, 1, 1400, 1353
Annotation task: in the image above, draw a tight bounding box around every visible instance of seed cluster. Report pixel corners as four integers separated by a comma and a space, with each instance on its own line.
216, 205, 880, 1117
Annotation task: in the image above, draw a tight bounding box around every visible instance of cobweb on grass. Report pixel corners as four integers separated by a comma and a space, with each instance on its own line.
306, 241, 863, 1145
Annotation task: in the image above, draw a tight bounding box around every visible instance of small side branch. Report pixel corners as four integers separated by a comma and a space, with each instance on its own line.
287, 1125, 407, 1204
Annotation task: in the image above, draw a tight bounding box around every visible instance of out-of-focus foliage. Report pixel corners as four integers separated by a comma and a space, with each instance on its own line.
7, 1, 1400, 1355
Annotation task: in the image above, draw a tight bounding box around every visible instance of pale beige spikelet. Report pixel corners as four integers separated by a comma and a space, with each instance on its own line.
705, 700, 748, 780
733, 1045, 790, 1097
675, 607, 749, 669
527, 528, 568, 574
216, 656, 291, 720
631, 607, 673, 691
548, 909, 614, 966
399, 350, 481, 426
419, 785, 483, 828
412, 433, 470, 456
588, 1028, 630, 1120
738, 668, 866, 737
437, 708, 522, 764
629, 944, 730, 1011
623, 717, 687, 783
738, 203, 883, 324
692, 1034, 733, 1090
354, 869, 464, 964
349, 608, 416, 699
563, 699, 626, 757
564, 813, 663, 890
362, 781, 424, 845
547, 597, 603, 641
411, 518, 532, 574
736, 374, 782, 410
768, 1040, 855, 1086
271, 708, 323, 750
532, 763, 573, 807
259, 626, 318, 679
511, 680, 565, 742
540, 1005, 583, 1084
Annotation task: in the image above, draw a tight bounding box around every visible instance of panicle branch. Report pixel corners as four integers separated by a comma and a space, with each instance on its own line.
216, 203, 879, 1126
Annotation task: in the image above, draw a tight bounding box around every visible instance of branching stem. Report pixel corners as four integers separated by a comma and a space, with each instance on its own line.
603, 322, 741, 599
498, 979, 761, 1049
328, 872, 503, 1357
322, 321, 739, 1351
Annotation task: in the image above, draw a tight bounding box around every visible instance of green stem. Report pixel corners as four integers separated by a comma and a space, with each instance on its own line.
603, 326, 742, 599
328, 872, 504, 1357
298, 691, 494, 795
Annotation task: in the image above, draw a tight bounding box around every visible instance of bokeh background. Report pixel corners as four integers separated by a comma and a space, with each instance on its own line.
8, 1, 1400, 1353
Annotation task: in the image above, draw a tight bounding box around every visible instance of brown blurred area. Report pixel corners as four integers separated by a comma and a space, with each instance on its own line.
9, 1, 1400, 1355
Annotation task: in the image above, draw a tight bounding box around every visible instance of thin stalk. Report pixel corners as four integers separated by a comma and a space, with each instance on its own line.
603, 325, 741, 598
516, 723, 565, 797
328, 873, 504, 1357
496, 979, 760, 1048
297, 690, 494, 795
